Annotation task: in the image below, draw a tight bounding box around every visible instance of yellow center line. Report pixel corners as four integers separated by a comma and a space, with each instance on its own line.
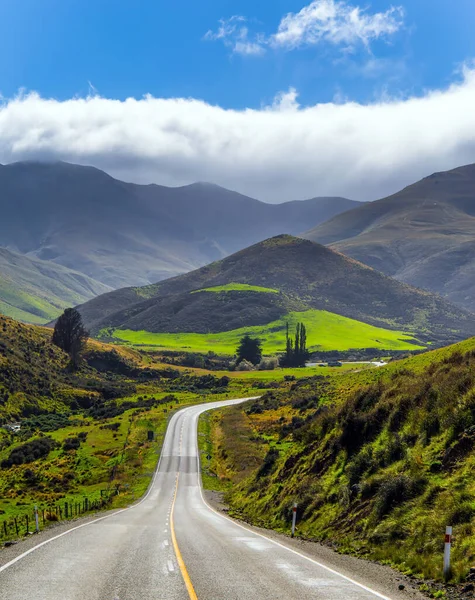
170, 471, 198, 600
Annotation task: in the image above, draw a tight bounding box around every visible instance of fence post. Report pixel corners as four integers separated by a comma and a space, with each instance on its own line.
291, 502, 298, 538
14, 517, 18, 537
34, 505, 40, 534
444, 526, 452, 581
25, 514, 29, 534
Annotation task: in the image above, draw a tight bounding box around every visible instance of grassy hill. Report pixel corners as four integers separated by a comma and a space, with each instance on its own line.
79, 235, 475, 350
111, 310, 423, 354
203, 336, 475, 583
0, 313, 263, 538
0, 248, 112, 324
304, 163, 475, 313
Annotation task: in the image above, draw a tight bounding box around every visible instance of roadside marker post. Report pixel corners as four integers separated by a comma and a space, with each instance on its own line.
443, 526, 452, 581
34, 505, 39, 534
291, 502, 297, 538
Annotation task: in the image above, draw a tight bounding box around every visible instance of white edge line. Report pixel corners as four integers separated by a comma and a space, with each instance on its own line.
0, 405, 180, 574
0, 397, 259, 575
193, 402, 394, 600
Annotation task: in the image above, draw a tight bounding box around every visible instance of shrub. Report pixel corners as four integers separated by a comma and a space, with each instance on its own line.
63, 437, 81, 451
236, 360, 254, 372
1, 437, 56, 468
256, 448, 280, 479
374, 475, 426, 519
258, 357, 279, 371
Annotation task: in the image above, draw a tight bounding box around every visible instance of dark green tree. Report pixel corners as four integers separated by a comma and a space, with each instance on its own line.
52, 308, 89, 369
280, 322, 310, 367
236, 334, 262, 366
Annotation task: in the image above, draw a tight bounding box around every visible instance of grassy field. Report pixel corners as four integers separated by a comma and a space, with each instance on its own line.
192, 283, 279, 294
112, 310, 424, 354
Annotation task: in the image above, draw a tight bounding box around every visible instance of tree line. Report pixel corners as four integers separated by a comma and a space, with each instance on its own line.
236, 322, 310, 368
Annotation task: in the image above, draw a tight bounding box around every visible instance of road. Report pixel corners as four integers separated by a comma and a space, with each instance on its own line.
0, 398, 393, 600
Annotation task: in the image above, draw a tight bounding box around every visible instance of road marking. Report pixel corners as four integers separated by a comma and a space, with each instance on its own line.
194, 404, 394, 600
167, 560, 175, 572
0, 398, 258, 577
170, 472, 198, 600
0, 405, 184, 575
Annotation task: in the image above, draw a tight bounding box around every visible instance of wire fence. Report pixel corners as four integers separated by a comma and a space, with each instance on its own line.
0, 490, 116, 543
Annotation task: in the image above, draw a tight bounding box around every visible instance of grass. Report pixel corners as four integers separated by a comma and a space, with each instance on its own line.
191, 283, 279, 294
200, 335, 475, 583
112, 310, 424, 354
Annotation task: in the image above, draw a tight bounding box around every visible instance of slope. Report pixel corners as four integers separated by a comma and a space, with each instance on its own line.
78, 235, 475, 347
210, 335, 475, 583
304, 163, 475, 312
0, 161, 358, 288
0, 248, 112, 324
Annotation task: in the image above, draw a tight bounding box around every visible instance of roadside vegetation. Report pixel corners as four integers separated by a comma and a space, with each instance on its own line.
0, 314, 264, 541
200, 336, 475, 583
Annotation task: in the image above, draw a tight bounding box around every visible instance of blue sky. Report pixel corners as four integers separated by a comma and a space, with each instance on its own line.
1, 0, 475, 202
1, 0, 474, 108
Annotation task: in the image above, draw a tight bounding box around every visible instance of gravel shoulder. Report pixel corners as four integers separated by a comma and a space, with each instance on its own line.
204, 490, 471, 600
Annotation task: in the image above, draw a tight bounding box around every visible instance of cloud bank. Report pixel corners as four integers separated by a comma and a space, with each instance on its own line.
206, 0, 404, 55
2, 68, 475, 202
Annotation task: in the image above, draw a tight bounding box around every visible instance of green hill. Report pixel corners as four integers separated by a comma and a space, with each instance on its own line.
112, 309, 423, 354
0, 248, 111, 324
79, 235, 475, 351
205, 336, 475, 583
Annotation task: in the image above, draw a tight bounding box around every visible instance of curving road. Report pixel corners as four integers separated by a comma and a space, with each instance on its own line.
0, 398, 393, 600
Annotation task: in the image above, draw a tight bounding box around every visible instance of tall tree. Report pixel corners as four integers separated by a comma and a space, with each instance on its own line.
280, 322, 310, 367
236, 334, 262, 366
52, 308, 89, 369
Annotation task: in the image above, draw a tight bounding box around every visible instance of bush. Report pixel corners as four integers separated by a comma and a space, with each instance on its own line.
258, 357, 279, 371
374, 475, 426, 519
1, 437, 56, 468
63, 437, 81, 451
256, 448, 280, 479
236, 360, 254, 372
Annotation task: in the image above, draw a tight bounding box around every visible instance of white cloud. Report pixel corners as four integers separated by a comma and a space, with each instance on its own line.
271, 0, 404, 50
206, 1, 404, 55
3, 69, 475, 203
204, 16, 265, 56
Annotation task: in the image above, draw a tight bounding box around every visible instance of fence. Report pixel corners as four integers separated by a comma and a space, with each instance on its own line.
0, 490, 115, 543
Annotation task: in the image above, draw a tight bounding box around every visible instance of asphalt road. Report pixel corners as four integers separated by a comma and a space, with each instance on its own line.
0, 398, 394, 600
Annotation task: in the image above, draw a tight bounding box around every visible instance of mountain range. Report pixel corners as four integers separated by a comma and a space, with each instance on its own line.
0, 161, 358, 291
305, 163, 475, 312
77, 235, 475, 347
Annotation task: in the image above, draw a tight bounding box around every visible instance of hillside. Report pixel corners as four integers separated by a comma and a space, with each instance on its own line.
0, 313, 145, 422
304, 163, 475, 312
0, 248, 111, 324
207, 335, 475, 583
77, 235, 475, 348
0, 161, 358, 289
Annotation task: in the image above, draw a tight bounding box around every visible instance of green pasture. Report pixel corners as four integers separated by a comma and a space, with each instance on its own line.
112, 310, 425, 354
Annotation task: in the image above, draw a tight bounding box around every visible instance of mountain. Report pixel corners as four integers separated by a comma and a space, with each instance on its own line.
0, 161, 359, 289
0, 248, 112, 324
304, 163, 475, 312
77, 235, 475, 346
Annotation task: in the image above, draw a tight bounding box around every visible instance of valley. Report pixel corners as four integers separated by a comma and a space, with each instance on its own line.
3, 161, 475, 597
